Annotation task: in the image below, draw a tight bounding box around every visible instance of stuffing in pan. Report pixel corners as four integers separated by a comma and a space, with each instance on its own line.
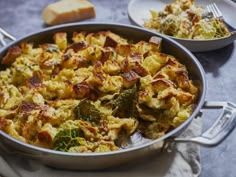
144, 0, 230, 39
0, 31, 198, 152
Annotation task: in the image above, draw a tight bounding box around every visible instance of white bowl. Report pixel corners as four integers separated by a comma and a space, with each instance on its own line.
128, 0, 236, 52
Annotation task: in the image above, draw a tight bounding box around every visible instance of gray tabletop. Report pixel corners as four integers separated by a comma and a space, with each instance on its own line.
0, 0, 235, 177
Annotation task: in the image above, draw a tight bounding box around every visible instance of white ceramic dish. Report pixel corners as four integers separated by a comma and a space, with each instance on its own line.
128, 0, 236, 52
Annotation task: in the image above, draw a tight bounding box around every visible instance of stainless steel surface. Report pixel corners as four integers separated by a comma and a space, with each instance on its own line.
174, 101, 236, 146
0, 28, 16, 41
0, 23, 206, 170
206, 3, 236, 31
207, 3, 223, 19
0, 28, 16, 46
0, 32, 6, 46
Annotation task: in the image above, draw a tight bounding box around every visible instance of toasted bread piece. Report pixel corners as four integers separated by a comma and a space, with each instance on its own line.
42, 0, 96, 26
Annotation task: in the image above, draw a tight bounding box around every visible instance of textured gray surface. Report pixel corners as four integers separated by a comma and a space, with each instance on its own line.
0, 0, 235, 177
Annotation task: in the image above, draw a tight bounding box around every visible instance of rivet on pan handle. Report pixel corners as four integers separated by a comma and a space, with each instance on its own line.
174, 101, 236, 146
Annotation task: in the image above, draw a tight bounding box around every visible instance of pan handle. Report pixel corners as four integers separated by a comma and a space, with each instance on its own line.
0, 28, 16, 46
174, 101, 236, 146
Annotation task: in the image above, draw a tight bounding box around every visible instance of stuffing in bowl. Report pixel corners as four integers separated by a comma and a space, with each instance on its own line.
144, 0, 230, 39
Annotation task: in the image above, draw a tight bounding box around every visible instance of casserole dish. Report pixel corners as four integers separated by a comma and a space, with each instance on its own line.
0, 23, 235, 170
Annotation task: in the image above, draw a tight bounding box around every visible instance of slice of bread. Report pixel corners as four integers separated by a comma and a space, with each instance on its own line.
42, 0, 96, 26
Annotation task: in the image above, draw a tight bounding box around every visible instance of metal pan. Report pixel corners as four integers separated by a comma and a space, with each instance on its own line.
0, 23, 235, 170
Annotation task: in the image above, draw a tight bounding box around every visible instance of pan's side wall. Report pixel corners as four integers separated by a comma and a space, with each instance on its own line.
0, 133, 164, 170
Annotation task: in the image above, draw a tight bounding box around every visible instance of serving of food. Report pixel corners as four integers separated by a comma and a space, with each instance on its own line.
0, 29, 198, 153
144, 0, 230, 40
128, 0, 236, 52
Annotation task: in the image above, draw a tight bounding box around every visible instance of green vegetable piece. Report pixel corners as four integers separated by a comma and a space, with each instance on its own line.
53, 128, 82, 152
111, 86, 138, 118
74, 99, 102, 124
